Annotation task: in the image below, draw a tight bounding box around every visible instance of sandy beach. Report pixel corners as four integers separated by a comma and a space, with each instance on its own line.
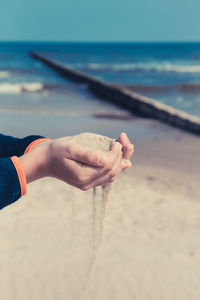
0, 111, 200, 300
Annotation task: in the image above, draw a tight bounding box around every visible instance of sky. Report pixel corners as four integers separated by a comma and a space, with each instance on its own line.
0, 0, 200, 42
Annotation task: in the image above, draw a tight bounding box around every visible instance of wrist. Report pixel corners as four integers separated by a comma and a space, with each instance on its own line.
24, 138, 52, 153
19, 142, 49, 183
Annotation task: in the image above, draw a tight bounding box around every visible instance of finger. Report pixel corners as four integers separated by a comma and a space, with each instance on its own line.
108, 149, 123, 177
80, 141, 122, 184
104, 141, 122, 170
65, 143, 107, 167
118, 132, 130, 147
123, 143, 134, 160
65, 140, 122, 168
120, 159, 132, 171
117, 133, 134, 160
83, 149, 123, 190
63, 142, 121, 186
60, 158, 105, 188
64, 141, 121, 189
82, 170, 116, 190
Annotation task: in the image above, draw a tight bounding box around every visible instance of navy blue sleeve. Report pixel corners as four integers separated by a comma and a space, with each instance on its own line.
0, 157, 21, 210
0, 133, 48, 210
0, 134, 45, 158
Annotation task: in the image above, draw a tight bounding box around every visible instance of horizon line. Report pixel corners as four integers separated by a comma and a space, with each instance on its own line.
0, 40, 200, 44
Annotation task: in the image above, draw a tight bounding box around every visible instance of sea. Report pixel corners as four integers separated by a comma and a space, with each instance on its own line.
0, 42, 200, 138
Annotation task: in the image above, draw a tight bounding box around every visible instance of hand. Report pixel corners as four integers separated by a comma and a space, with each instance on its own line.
42, 134, 133, 190
19, 133, 134, 190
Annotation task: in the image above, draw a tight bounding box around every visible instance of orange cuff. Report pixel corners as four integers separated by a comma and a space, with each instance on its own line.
10, 156, 27, 197
24, 138, 51, 153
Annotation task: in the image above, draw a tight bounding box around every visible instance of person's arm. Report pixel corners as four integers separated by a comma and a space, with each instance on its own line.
0, 133, 50, 158
0, 133, 133, 211
0, 139, 122, 210
19, 133, 134, 190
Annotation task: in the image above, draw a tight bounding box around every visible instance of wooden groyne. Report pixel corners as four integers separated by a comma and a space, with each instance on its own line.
29, 52, 200, 135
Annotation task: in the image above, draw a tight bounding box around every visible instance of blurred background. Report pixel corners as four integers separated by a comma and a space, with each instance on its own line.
0, 1, 200, 300
0, 0, 200, 138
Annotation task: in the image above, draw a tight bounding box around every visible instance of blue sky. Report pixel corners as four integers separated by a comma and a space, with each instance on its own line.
0, 0, 200, 42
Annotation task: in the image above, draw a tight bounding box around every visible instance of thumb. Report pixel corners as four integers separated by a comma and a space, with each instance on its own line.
65, 143, 107, 167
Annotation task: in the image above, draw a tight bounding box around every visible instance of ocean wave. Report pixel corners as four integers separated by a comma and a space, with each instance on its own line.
77, 62, 200, 73
0, 71, 10, 78
0, 82, 44, 94
146, 64, 200, 73
125, 83, 200, 94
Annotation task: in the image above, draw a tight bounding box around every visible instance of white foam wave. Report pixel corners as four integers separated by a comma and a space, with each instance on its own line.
146, 64, 200, 73
0, 71, 10, 78
0, 82, 44, 94
77, 62, 200, 73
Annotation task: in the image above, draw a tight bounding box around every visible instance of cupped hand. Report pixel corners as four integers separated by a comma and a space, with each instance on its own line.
44, 136, 120, 189
23, 132, 134, 190
44, 133, 133, 190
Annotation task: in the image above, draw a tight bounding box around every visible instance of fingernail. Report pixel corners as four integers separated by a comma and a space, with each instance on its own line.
120, 133, 125, 140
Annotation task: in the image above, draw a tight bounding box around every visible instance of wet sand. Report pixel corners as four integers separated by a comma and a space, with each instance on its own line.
0, 109, 200, 299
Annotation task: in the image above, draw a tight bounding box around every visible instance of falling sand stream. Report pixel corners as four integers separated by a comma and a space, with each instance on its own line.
70, 133, 114, 298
